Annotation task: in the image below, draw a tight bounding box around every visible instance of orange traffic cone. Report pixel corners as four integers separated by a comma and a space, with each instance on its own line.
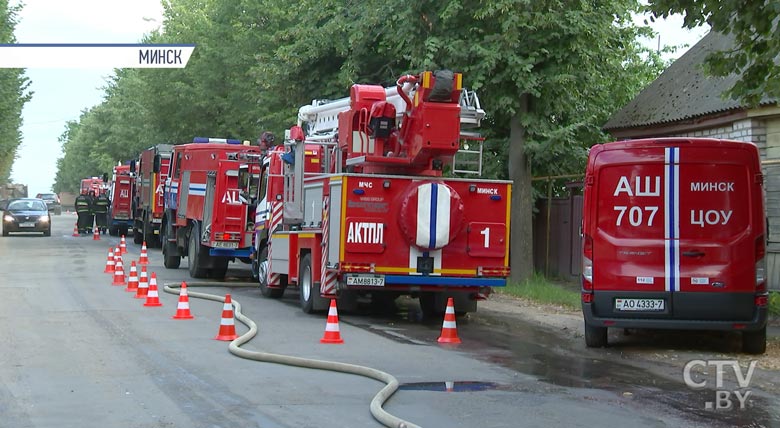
143, 273, 163, 307
135, 266, 149, 299
112, 257, 126, 286
103, 247, 115, 273
72, 223, 79, 237
125, 261, 139, 292
93, 223, 100, 240
138, 241, 149, 265
437, 297, 461, 344
119, 235, 127, 255
320, 299, 344, 344
214, 294, 238, 341
172, 281, 194, 319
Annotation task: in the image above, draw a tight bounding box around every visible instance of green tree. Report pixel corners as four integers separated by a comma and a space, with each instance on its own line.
647, 0, 780, 105
0, 0, 32, 183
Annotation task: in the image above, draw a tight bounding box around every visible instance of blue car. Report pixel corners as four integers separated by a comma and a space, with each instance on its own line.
2, 198, 51, 236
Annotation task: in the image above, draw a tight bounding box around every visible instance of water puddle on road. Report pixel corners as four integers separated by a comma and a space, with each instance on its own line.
350, 299, 780, 427
398, 381, 509, 393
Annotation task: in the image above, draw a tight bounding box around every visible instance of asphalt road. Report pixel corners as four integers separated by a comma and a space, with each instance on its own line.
0, 213, 778, 428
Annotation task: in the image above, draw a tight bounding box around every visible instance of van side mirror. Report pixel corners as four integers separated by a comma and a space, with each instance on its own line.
153, 155, 161, 173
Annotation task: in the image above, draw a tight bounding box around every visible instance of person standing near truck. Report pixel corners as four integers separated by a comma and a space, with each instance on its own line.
92, 191, 110, 234
74, 191, 93, 234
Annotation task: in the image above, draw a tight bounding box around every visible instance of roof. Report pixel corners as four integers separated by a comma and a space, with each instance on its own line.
603, 31, 776, 131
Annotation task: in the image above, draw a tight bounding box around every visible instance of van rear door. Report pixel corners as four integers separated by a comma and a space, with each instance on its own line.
587, 139, 763, 321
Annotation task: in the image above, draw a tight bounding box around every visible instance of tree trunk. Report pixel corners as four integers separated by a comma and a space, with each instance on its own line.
508, 94, 533, 284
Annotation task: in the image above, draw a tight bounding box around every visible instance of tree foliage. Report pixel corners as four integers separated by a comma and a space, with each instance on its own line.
647, 0, 780, 105
53, 0, 665, 280
0, 0, 32, 184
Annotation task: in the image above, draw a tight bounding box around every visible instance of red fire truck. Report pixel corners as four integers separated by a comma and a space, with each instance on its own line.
132, 144, 173, 246
252, 70, 512, 316
108, 164, 135, 236
80, 177, 107, 195
162, 138, 262, 279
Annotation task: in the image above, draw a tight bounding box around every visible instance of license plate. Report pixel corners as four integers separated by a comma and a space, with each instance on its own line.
615, 298, 665, 311
20, 222, 35, 227
212, 241, 238, 249
346, 275, 385, 287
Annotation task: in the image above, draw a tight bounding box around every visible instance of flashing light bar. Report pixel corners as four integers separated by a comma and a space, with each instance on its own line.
192, 137, 242, 144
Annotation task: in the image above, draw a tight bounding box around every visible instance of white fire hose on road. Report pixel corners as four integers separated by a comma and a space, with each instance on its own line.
163, 282, 420, 428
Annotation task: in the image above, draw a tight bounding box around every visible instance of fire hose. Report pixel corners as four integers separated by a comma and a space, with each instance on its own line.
162, 282, 421, 428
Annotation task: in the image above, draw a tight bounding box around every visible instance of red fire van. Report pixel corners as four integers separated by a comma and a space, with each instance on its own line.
581, 138, 768, 354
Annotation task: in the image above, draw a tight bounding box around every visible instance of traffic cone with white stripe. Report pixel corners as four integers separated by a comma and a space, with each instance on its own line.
138, 241, 149, 265
320, 299, 344, 344
112, 257, 126, 286
125, 261, 139, 292
437, 297, 461, 344
214, 294, 238, 341
143, 273, 162, 307
103, 247, 115, 273
172, 281, 194, 319
72, 223, 79, 237
119, 235, 127, 255
93, 223, 100, 240
135, 266, 149, 299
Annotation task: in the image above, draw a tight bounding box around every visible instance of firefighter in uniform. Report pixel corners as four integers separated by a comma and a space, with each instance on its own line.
74, 191, 93, 234
93, 191, 110, 234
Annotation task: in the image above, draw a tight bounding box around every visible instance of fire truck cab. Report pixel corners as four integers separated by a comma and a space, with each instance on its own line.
132, 144, 172, 246
162, 138, 262, 279
108, 164, 135, 237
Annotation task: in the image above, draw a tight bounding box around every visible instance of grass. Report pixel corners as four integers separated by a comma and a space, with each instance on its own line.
498, 273, 581, 310
497, 277, 780, 318
770, 292, 780, 317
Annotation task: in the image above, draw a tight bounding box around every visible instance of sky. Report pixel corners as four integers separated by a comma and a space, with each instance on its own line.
9, 1, 710, 197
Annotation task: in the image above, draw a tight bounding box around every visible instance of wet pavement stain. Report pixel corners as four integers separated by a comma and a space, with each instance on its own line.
399, 381, 509, 392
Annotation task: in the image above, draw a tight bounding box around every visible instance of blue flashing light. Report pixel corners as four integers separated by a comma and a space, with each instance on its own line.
490, 195, 502, 201
353, 189, 365, 195
192, 137, 243, 144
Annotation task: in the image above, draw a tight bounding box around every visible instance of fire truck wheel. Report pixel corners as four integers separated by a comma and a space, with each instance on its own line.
188, 225, 209, 278
210, 259, 229, 279
108, 226, 118, 237
418, 293, 442, 319
299, 253, 316, 314
162, 228, 181, 269
133, 227, 143, 244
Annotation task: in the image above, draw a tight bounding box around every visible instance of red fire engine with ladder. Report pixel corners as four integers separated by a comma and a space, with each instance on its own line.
162, 138, 262, 279
253, 70, 512, 315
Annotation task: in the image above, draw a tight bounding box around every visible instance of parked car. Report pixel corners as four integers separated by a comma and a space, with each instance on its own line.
2, 198, 51, 236
36, 193, 62, 215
